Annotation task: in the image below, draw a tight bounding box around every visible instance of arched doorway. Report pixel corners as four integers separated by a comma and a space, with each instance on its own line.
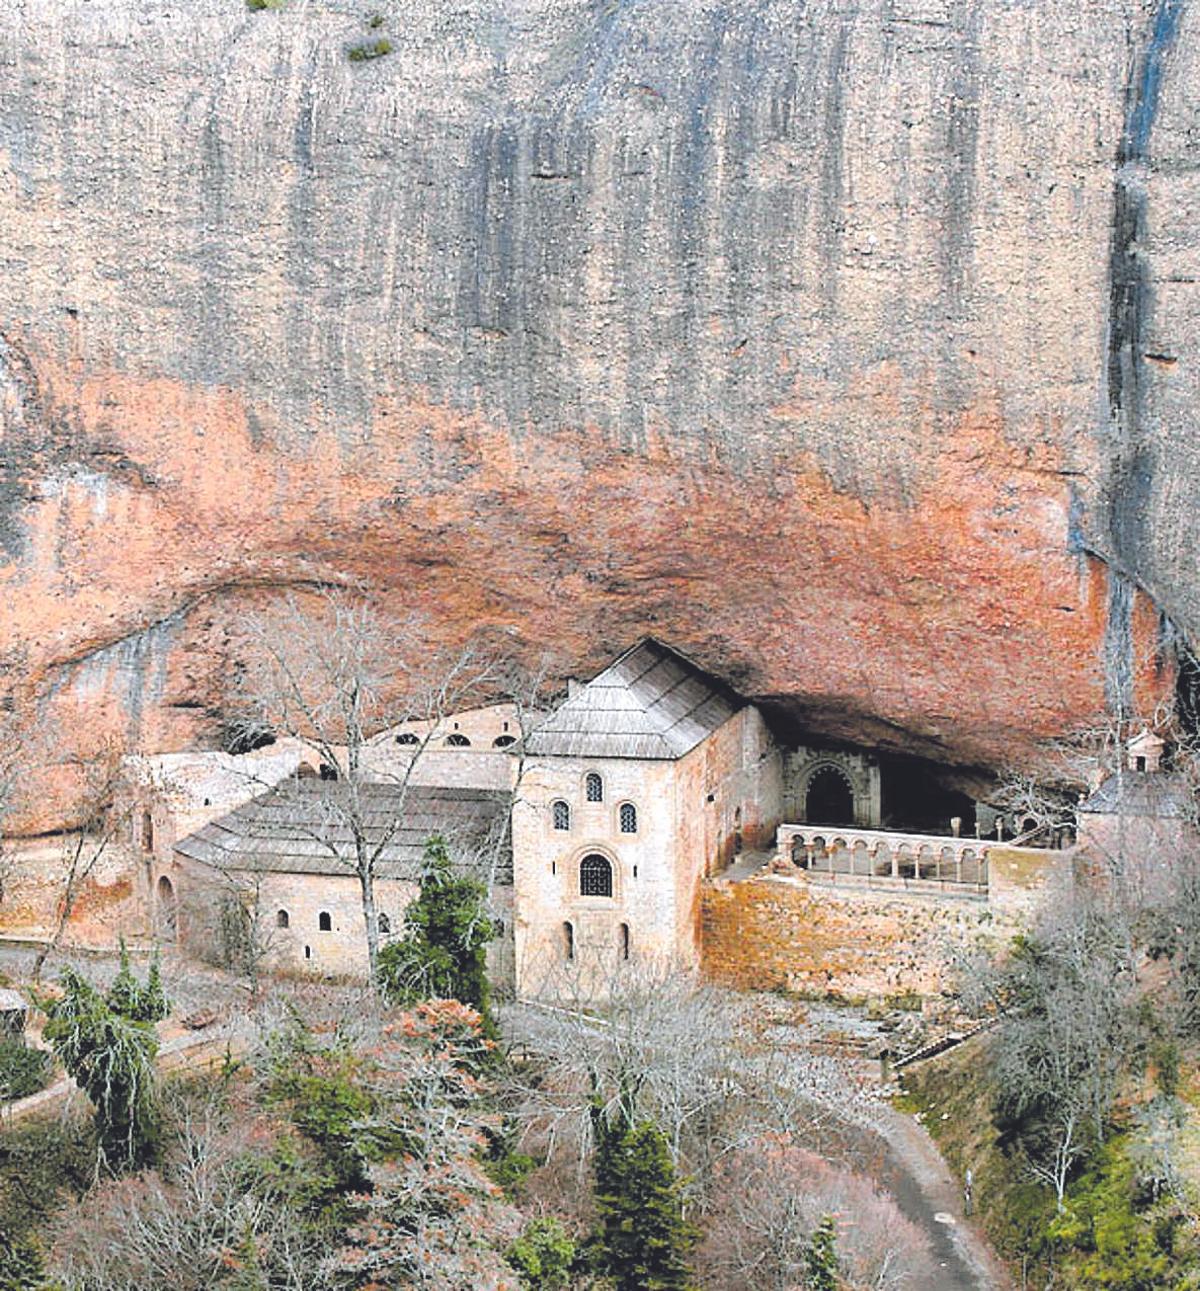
157, 875, 178, 939
805, 767, 855, 825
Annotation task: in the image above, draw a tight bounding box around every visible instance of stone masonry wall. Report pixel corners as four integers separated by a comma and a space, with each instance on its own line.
701, 873, 1023, 1003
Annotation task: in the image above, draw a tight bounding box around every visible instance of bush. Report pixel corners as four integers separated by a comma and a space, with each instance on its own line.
0, 1039, 52, 1103
507, 1216, 576, 1289
245, 0, 285, 11
347, 38, 392, 62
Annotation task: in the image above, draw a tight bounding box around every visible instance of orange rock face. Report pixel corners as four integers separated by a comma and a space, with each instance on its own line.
0, 0, 1189, 828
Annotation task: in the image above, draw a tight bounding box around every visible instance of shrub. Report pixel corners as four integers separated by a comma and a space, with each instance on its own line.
245, 0, 285, 11
507, 1216, 576, 1289
347, 38, 392, 62
0, 1039, 52, 1103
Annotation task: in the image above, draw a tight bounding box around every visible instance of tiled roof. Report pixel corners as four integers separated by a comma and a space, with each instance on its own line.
173, 779, 512, 883
523, 638, 743, 761
1077, 771, 1194, 819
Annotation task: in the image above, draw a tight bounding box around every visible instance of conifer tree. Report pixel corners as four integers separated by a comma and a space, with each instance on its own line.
43, 968, 160, 1169
377, 834, 496, 1036
804, 1215, 840, 1291
592, 1112, 697, 1291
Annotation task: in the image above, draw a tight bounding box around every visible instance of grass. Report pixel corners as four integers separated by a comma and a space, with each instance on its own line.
347, 38, 392, 62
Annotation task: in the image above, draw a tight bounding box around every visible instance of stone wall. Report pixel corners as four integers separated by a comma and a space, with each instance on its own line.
701, 872, 1024, 1003
165, 855, 515, 988
0, 836, 147, 946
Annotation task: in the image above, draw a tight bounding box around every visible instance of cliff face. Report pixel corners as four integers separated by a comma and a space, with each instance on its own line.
0, 0, 1195, 811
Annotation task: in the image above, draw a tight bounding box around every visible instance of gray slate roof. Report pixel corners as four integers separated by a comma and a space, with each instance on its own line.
523, 638, 743, 761
174, 779, 512, 883
1078, 771, 1194, 819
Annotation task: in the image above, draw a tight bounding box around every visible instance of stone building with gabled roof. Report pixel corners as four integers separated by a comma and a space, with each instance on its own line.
160, 779, 512, 981
511, 638, 784, 999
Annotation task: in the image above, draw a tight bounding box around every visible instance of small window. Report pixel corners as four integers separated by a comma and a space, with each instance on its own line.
140, 811, 154, 852
318, 911, 332, 932
552, 800, 570, 831
1136, 756, 1147, 772
580, 853, 613, 898
446, 733, 471, 747
619, 922, 630, 961
304, 945, 312, 960
276, 909, 289, 929
378, 912, 391, 936
619, 802, 637, 834
395, 732, 419, 745
563, 921, 575, 961
319, 763, 338, 781
586, 772, 603, 803
493, 735, 517, 748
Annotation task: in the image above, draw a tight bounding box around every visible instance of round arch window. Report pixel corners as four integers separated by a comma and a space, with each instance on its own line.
580, 853, 613, 898
619, 802, 638, 834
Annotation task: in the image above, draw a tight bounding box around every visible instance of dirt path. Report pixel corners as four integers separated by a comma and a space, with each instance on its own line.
872, 1101, 1012, 1290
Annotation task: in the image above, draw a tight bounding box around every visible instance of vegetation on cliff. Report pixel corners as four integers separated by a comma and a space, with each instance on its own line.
901, 883, 1200, 1288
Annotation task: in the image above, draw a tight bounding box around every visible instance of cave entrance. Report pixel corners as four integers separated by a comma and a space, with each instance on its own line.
805, 767, 855, 826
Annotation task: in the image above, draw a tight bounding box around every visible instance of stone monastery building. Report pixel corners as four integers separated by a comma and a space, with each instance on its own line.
137, 638, 1085, 1001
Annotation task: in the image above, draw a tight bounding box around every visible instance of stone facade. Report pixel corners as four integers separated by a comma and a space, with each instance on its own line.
164, 852, 514, 985
512, 702, 782, 1001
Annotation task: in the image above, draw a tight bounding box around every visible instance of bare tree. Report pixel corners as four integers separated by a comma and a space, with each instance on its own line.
503, 961, 876, 1193
228, 588, 509, 986
985, 895, 1136, 1209
31, 739, 130, 981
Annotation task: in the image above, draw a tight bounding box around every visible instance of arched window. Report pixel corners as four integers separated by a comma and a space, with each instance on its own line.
563, 921, 575, 961
395, 732, 419, 745
378, 912, 391, 935
552, 800, 570, 831
276, 909, 289, 929
156, 875, 177, 937
445, 733, 471, 747
619, 922, 631, 961
619, 802, 638, 834
493, 734, 516, 748
140, 811, 154, 852
580, 853, 613, 898
585, 772, 603, 803
318, 911, 332, 932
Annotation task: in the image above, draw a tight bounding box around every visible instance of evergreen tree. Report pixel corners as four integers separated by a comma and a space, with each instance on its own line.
377, 834, 496, 1036
105, 939, 171, 1023
804, 1215, 840, 1291
105, 938, 141, 1019
593, 1112, 697, 1291
43, 969, 160, 1169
